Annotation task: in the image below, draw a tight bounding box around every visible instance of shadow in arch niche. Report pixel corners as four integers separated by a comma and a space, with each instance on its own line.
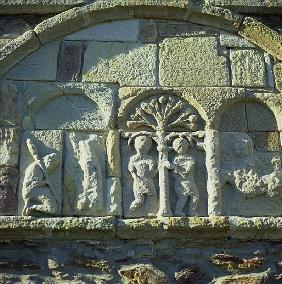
220, 100, 282, 216
121, 94, 208, 218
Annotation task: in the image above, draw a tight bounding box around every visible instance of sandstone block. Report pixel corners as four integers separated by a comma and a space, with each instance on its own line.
159, 37, 230, 87
18, 130, 63, 216
65, 19, 140, 42
0, 30, 41, 76
83, 42, 157, 86
230, 49, 266, 87
0, 167, 17, 216
18, 81, 118, 131
214, 271, 269, 284
239, 17, 282, 61
6, 41, 59, 81
0, 128, 19, 167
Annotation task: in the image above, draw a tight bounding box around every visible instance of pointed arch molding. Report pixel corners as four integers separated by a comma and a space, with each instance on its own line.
0, 0, 282, 77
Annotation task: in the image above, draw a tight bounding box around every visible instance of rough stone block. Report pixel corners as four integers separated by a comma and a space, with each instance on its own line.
239, 17, 282, 61
230, 49, 266, 87
158, 21, 218, 39
220, 31, 254, 47
18, 130, 63, 216
17, 81, 118, 131
65, 19, 140, 42
0, 30, 41, 76
56, 41, 85, 82
0, 128, 19, 167
213, 271, 269, 284
252, 131, 280, 152
6, 41, 59, 81
159, 37, 230, 87
82, 42, 157, 86
0, 167, 17, 216
0, 82, 19, 126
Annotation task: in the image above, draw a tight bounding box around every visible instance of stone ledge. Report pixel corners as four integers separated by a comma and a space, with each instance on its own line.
0, 217, 281, 240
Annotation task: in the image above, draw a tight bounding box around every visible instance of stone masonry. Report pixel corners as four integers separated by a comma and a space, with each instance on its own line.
0, 0, 282, 283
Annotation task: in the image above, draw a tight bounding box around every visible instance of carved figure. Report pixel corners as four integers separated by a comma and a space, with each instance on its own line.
128, 135, 158, 211
22, 139, 60, 216
225, 155, 282, 199
169, 138, 199, 216
77, 136, 104, 212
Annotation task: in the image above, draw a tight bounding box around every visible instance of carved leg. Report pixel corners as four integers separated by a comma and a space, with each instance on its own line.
130, 193, 145, 211
174, 193, 188, 217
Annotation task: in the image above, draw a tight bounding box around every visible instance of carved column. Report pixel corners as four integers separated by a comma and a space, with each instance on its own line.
205, 130, 222, 215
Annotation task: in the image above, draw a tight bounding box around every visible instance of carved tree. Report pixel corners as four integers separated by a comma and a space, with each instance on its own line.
126, 95, 204, 217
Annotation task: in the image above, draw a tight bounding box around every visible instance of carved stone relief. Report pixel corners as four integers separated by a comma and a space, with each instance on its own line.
19, 131, 63, 216
219, 101, 282, 216
121, 95, 207, 217
63, 132, 122, 216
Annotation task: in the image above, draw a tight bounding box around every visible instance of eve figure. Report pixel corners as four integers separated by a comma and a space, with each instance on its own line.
22, 139, 60, 216
128, 135, 158, 211
170, 137, 199, 216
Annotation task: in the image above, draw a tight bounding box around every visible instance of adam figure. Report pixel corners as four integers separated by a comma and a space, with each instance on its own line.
169, 137, 199, 216
128, 135, 158, 211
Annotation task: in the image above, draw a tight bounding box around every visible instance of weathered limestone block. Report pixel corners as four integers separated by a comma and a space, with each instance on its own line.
63, 132, 122, 216
274, 62, 282, 92
0, 167, 17, 215
56, 41, 85, 82
17, 81, 117, 131
6, 42, 60, 81
65, 19, 140, 42
239, 17, 282, 61
118, 264, 168, 284
82, 42, 157, 86
0, 82, 19, 126
0, 30, 41, 76
230, 50, 266, 87
159, 37, 230, 87
220, 31, 254, 47
18, 130, 63, 216
0, 128, 19, 168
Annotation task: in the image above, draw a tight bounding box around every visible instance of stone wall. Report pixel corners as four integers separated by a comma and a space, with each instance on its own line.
0, 0, 282, 283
